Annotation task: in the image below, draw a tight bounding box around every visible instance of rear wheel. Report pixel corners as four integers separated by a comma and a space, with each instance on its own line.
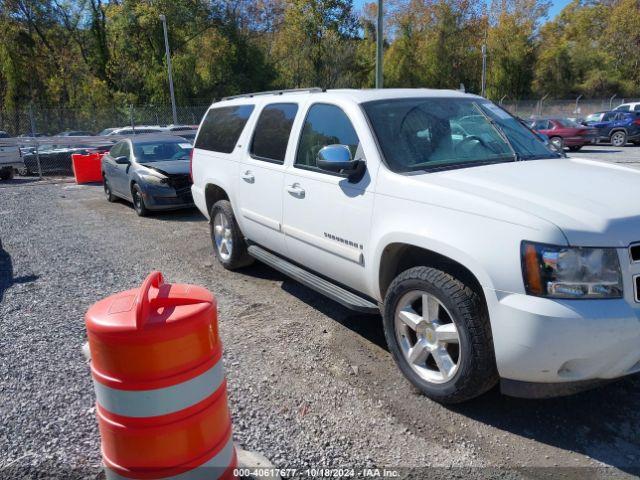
610, 130, 627, 147
210, 200, 253, 270
132, 184, 148, 216
383, 267, 498, 404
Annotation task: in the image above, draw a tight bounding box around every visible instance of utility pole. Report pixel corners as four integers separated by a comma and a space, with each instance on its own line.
481, 44, 487, 97
375, 0, 384, 89
160, 14, 178, 125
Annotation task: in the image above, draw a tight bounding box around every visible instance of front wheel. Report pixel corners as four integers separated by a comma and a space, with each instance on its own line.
210, 200, 253, 270
104, 176, 115, 202
549, 136, 564, 151
132, 184, 148, 216
382, 267, 498, 404
610, 131, 627, 147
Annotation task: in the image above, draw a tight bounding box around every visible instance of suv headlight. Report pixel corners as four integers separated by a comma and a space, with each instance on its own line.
521, 241, 623, 299
139, 173, 168, 186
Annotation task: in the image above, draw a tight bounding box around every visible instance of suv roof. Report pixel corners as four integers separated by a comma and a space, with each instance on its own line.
212, 88, 480, 108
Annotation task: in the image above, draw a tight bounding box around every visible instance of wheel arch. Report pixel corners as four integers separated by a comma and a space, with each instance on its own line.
377, 242, 490, 306
204, 183, 230, 215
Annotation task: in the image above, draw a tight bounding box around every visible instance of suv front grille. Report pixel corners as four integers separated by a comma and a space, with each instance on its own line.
630, 244, 640, 263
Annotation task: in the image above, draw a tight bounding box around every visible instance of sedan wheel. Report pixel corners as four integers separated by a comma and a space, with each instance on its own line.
394, 290, 461, 384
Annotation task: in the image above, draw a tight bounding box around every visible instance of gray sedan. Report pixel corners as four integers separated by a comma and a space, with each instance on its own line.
101, 134, 194, 216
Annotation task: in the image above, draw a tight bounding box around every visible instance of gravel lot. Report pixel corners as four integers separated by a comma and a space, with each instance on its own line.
1, 145, 639, 479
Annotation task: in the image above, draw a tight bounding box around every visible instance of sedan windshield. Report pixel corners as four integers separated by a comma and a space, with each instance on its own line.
362, 98, 560, 173
133, 141, 192, 163
557, 118, 580, 128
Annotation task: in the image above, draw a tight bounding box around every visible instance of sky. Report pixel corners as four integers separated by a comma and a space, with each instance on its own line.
352, 0, 573, 20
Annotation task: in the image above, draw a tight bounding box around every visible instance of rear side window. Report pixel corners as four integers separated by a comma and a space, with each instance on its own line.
195, 105, 255, 154
250, 103, 298, 163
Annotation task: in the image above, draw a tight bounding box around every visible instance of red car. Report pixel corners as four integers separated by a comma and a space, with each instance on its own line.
529, 118, 598, 151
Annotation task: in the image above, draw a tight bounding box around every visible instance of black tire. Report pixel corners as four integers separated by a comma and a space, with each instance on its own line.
210, 200, 253, 270
568, 145, 582, 152
0, 168, 14, 180
610, 130, 627, 147
383, 266, 498, 404
132, 183, 148, 217
103, 176, 116, 202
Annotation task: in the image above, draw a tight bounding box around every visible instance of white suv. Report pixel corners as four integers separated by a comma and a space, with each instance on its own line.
191, 88, 640, 403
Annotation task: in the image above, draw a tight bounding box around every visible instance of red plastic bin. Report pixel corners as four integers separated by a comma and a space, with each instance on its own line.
72, 153, 104, 184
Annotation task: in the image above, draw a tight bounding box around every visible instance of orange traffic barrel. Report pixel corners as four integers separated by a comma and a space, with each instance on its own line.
85, 272, 237, 479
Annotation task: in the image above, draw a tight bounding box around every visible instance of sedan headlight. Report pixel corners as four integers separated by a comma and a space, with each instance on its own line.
521, 241, 623, 299
139, 173, 168, 186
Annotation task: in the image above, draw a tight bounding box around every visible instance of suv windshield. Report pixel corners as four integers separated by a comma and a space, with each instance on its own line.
133, 141, 192, 163
363, 98, 560, 173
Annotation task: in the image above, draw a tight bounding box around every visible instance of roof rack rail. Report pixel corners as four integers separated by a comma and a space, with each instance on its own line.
221, 87, 324, 101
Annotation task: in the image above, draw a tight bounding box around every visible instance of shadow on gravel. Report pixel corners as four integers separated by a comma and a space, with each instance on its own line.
0, 176, 45, 188
151, 208, 206, 223
0, 241, 39, 303
451, 374, 640, 474
237, 261, 387, 348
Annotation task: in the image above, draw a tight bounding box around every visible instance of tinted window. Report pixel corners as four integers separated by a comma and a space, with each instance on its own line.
616, 105, 630, 112
195, 105, 255, 153
634, 105, 640, 112
121, 142, 131, 159
251, 103, 298, 163
296, 104, 360, 169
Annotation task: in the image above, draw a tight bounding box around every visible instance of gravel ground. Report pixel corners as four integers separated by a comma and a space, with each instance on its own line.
1, 146, 639, 479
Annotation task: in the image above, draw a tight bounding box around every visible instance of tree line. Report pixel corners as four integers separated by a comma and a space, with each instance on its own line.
0, 0, 638, 118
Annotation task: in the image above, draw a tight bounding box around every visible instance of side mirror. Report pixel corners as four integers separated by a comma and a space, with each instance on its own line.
316, 145, 365, 182
115, 156, 130, 165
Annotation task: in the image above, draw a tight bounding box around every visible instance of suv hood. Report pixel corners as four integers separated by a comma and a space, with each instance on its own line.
429, 158, 640, 247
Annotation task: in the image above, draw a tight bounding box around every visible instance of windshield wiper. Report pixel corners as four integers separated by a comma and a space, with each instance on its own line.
472, 103, 521, 162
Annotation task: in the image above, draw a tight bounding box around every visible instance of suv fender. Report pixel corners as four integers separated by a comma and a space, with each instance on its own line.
372, 233, 495, 302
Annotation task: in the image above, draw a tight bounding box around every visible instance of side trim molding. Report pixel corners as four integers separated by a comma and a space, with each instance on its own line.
282, 224, 363, 265
241, 208, 281, 232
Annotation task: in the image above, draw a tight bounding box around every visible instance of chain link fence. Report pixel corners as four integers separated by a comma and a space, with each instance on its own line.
0, 104, 210, 178
0, 104, 209, 138
499, 97, 640, 118
1, 97, 639, 178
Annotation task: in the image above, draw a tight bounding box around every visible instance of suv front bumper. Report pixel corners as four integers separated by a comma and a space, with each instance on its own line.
488, 291, 640, 390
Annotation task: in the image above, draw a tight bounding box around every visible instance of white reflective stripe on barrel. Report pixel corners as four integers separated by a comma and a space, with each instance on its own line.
94, 361, 225, 418
105, 436, 235, 480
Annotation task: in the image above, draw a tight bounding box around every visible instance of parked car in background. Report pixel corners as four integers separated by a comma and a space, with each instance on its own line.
102, 134, 194, 216
0, 131, 11, 139
529, 118, 597, 151
0, 137, 23, 180
584, 110, 640, 147
56, 130, 94, 136
614, 102, 640, 113
105, 127, 163, 136
163, 125, 196, 133
97, 127, 118, 136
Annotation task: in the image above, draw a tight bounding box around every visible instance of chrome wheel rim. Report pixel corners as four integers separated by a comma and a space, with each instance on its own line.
551, 137, 563, 149
612, 132, 625, 146
394, 291, 461, 384
213, 212, 233, 261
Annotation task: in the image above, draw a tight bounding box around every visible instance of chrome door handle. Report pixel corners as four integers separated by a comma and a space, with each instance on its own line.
286, 183, 305, 197
241, 170, 255, 183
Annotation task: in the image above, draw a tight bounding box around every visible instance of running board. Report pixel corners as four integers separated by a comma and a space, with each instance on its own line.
247, 245, 379, 314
